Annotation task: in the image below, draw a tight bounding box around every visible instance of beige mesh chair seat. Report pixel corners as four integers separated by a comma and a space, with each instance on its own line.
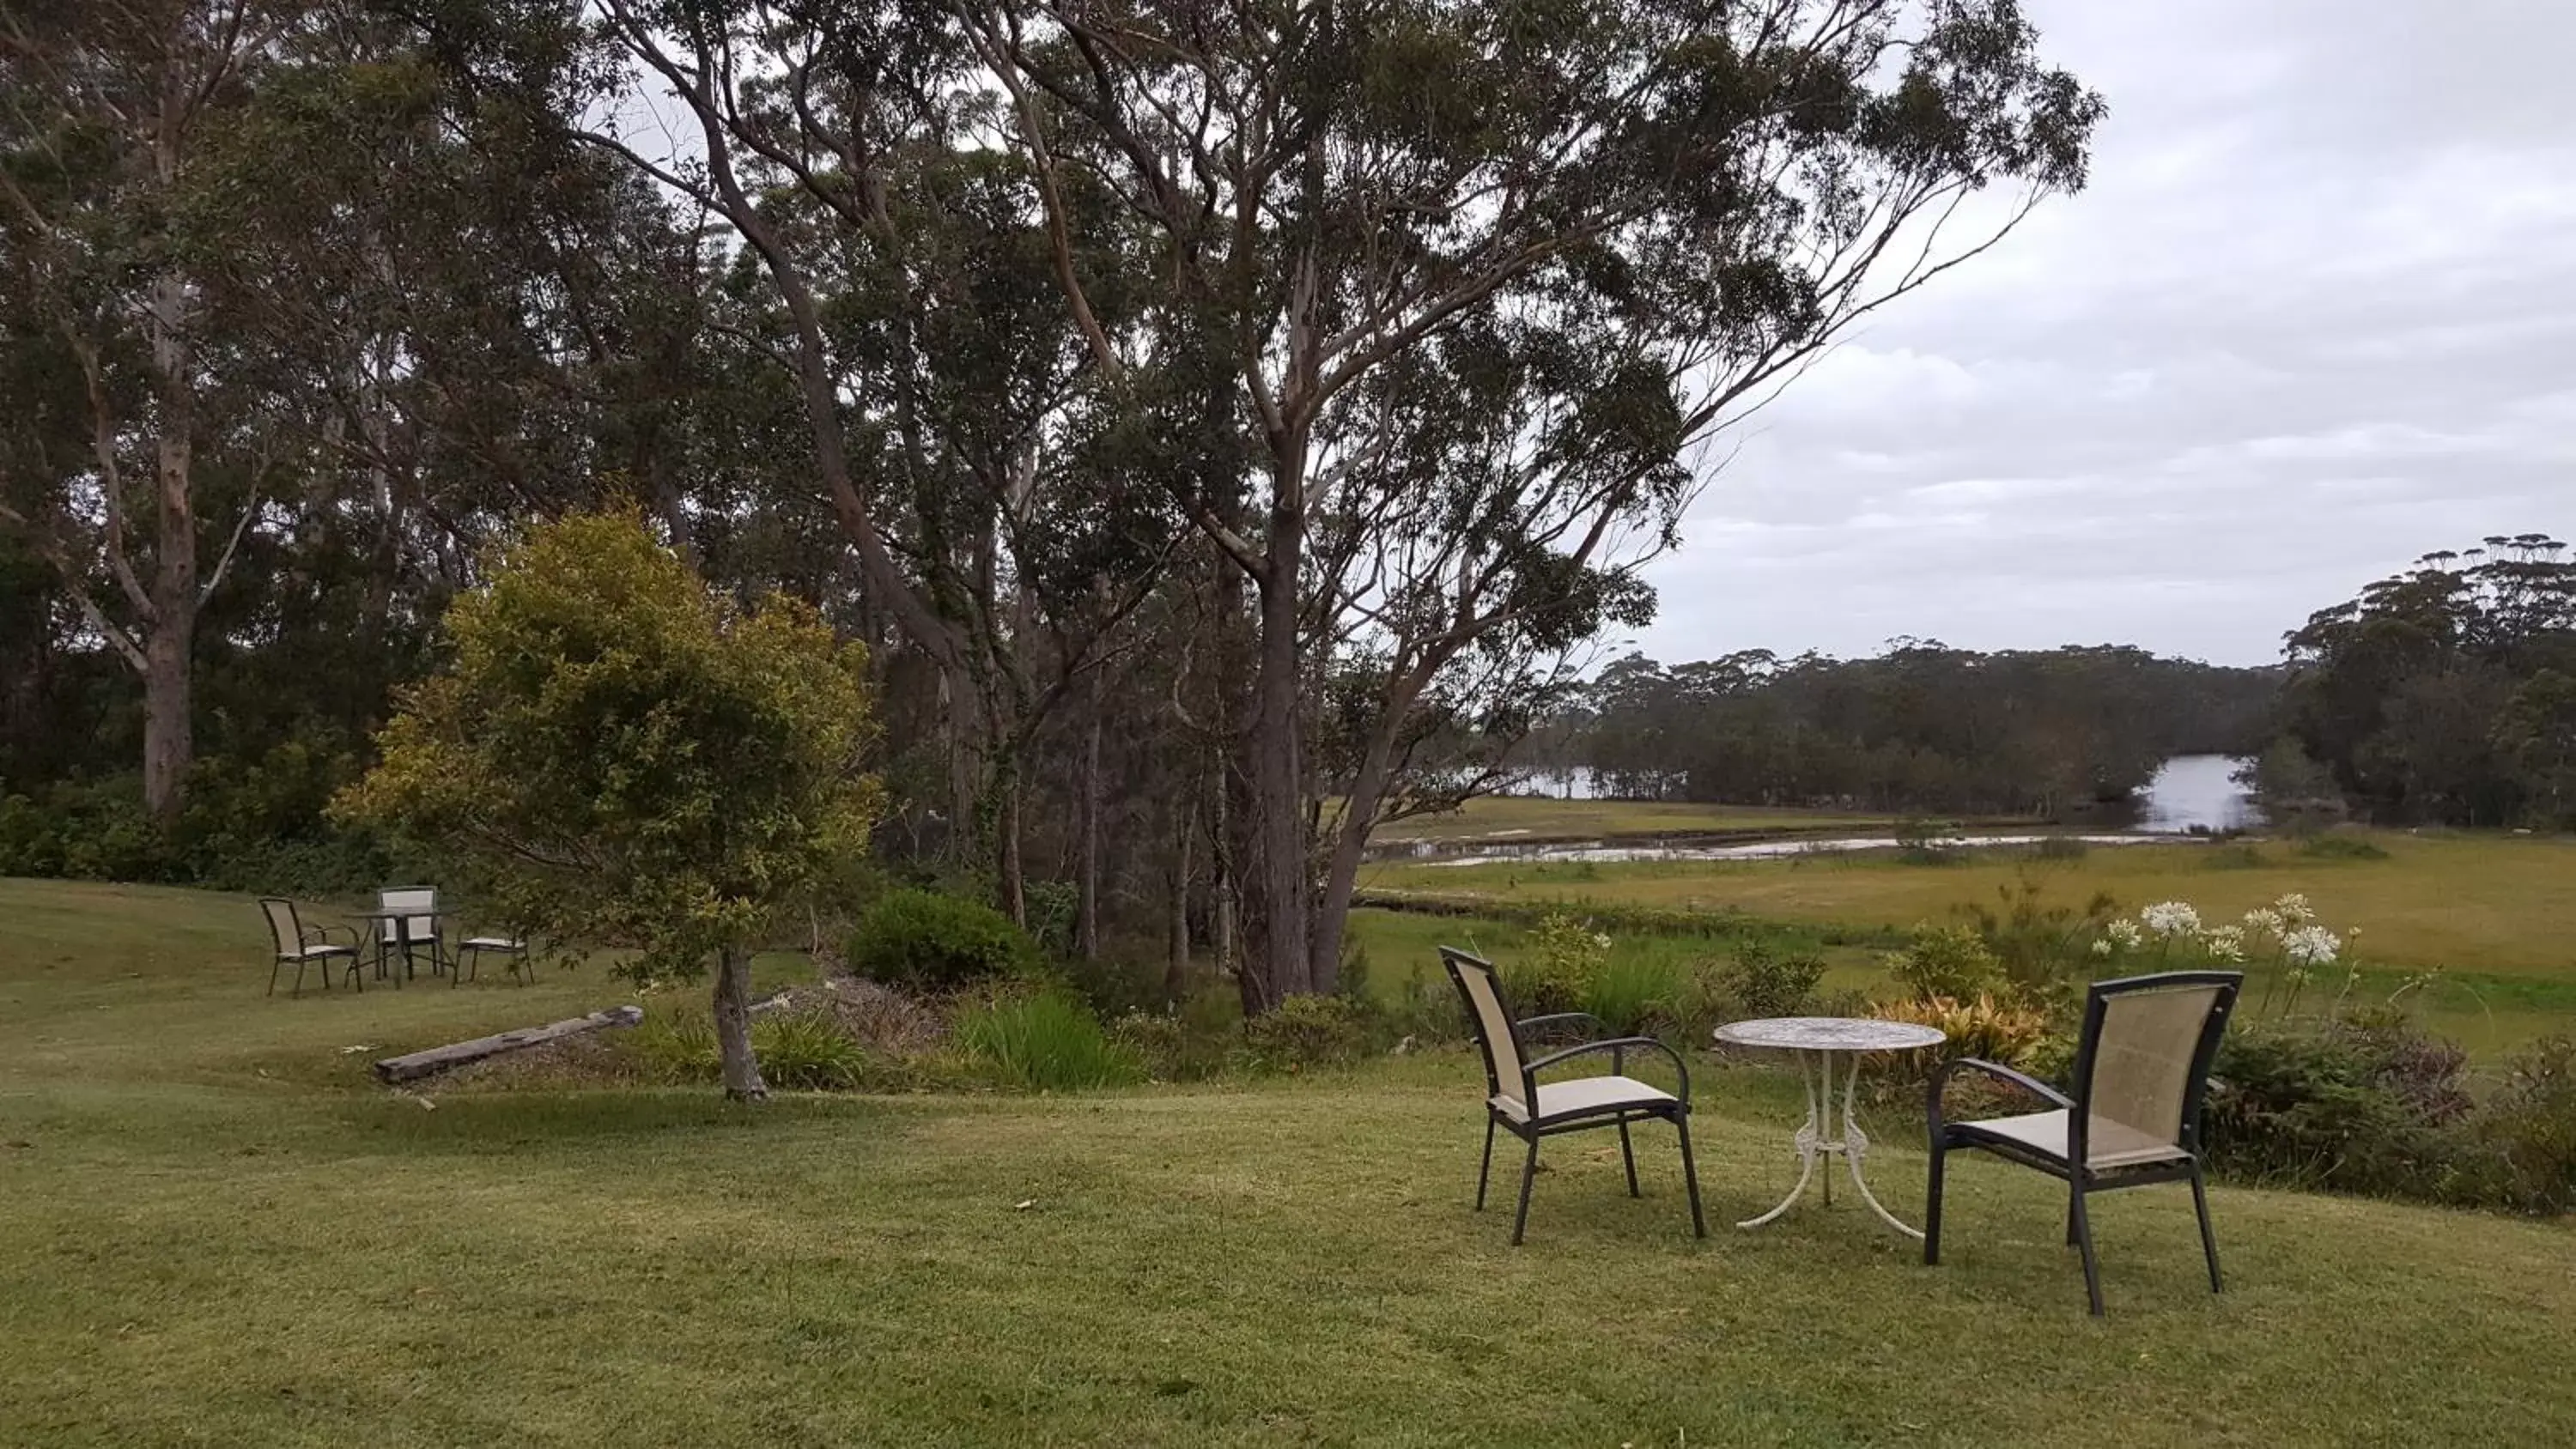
458, 934, 532, 986
1441, 947, 1705, 1245
1925, 970, 2242, 1315
260, 898, 361, 997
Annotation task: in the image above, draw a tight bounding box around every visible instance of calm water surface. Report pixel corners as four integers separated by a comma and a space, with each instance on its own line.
2134, 754, 2261, 834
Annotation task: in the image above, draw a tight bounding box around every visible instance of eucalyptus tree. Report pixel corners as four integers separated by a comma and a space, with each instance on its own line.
958, 0, 2104, 1001
563, 0, 1185, 917
0, 0, 293, 822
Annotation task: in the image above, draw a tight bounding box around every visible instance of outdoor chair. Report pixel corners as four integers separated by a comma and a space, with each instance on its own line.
457, 932, 531, 986
378, 886, 446, 980
1924, 969, 2243, 1315
261, 898, 361, 997
1440, 946, 1706, 1245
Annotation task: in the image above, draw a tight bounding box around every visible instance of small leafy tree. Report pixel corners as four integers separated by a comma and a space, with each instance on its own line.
337, 512, 880, 1100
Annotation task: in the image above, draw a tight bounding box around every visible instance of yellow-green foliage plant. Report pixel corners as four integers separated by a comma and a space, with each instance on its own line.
335, 511, 881, 1100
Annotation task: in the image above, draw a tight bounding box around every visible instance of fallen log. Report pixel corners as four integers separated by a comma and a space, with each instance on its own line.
374, 1005, 644, 1085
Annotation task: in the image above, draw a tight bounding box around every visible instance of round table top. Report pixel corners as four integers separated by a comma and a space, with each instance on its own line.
1713, 1016, 1947, 1052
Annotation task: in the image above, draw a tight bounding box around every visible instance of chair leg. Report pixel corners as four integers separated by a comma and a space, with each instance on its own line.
2069, 1183, 2105, 1316
1619, 1118, 1640, 1198
1475, 1118, 1496, 1211
1510, 1134, 1540, 1246
1675, 1113, 1706, 1238
1923, 1142, 1947, 1265
2190, 1164, 2223, 1294
268, 959, 281, 997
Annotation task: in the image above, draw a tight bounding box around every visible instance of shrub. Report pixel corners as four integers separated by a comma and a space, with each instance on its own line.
1581, 954, 1688, 1037
1962, 877, 2116, 1002
1888, 924, 2006, 1002
2300, 833, 2391, 862
1500, 909, 1611, 1016
629, 1009, 722, 1082
1870, 994, 2055, 1084
845, 888, 1039, 991
1713, 940, 1826, 1019
750, 1009, 867, 1090
2202, 1016, 2471, 1197
1239, 992, 1372, 1072
954, 991, 1142, 1091
2464, 1036, 2576, 1215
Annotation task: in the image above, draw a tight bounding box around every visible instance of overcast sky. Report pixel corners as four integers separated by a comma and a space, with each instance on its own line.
1631, 0, 2576, 669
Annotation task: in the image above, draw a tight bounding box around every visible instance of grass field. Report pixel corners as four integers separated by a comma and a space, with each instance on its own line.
1370, 796, 1921, 842
6, 878, 2576, 1446
1364, 831, 2576, 1055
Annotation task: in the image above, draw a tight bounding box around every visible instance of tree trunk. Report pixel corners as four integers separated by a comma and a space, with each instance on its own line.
141, 260, 195, 826
1240, 556, 1311, 1010
996, 757, 1026, 927
1164, 789, 1192, 1004
1077, 674, 1103, 961
711, 945, 768, 1101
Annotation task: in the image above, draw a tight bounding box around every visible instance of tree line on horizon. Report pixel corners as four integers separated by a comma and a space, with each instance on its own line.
1538, 536, 2576, 830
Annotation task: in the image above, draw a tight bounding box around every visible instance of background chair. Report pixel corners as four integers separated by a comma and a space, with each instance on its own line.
260, 898, 360, 997
377, 886, 445, 980
1924, 969, 2243, 1314
1441, 946, 1705, 1245
457, 932, 531, 985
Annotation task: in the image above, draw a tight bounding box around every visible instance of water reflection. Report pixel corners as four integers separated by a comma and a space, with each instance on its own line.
2135, 755, 2262, 834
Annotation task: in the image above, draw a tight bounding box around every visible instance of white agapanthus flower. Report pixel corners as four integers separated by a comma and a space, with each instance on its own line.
2273, 893, 2315, 925
2200, 925, 2246, 962
2089, 938, 2114, 957
2139, 900, 2202, 938
2105, 919, 2144, 949
2283, 925, 2340, 967
2241, 906, 2284, 937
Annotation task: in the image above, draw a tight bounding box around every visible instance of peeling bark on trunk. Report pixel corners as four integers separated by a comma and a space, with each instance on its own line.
712, 945, 768, 1101
1164, 792, 1191, 1004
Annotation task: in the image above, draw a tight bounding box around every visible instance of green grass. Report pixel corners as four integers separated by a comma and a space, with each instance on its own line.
6, 877, 2576, 1445
1369, 796, 1926, 841
1367, 831, 2576, 1054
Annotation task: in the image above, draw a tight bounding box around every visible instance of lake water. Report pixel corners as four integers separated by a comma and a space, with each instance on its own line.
2133, 754, 2261, 834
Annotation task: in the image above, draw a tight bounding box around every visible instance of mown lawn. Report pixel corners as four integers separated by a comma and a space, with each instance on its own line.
6, 878, 2576, 1446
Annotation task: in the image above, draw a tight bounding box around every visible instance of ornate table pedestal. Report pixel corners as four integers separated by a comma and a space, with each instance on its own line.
1711, 1016, 1948, 1238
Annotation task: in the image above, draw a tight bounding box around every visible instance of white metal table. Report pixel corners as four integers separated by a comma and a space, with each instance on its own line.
1712, 1016, 1947, 1238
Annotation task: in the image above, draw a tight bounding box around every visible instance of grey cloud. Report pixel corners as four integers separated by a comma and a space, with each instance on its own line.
1637, 0, 2576, 666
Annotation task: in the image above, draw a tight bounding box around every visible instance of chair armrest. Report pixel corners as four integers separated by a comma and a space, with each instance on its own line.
1524, 1036, 1691, 1104
1929, 1057, 2073, 1137
1514, 1012, 1608, 1046
302, 924, 360, 949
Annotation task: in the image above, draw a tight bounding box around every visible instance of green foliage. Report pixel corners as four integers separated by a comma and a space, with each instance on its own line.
1888, 923, 2007, 1002
954, 991, 1143, 1092
2463, 1036, 2576, 1215
2202, 843, 2269, 870
2203, 1016, 2473, 1199
2300, 833, 2391, 862
845, 888, 1040, 992
2030, 835, 2089, 861
1500, 908, 1613, 1016
1871, 994, 2057, 1086
1712, 939, 1826, 1019
629, 1010, 723, 1082
336, 511, 881, 984
1959, 876, 2116, 1000
1579, 954, 1689, 1038
749, 1009, 870, 1091
1237, 993, 1372, 1072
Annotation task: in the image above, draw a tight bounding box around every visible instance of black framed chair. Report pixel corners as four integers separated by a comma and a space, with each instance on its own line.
457, 932, 531, 985
1440, 946, 1706, 1245
260, 898, 361, 997
1925, 970, 2243, 1315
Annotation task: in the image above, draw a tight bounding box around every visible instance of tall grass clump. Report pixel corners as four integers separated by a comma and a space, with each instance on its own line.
956, 991, 1144, 1091
751, 1009, 868, 1089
